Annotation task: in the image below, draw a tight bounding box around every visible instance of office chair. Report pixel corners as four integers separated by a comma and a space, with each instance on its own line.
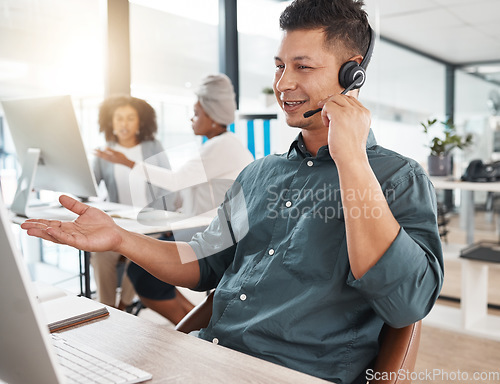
437, 202, 450, 243
176, 291, 422, 384
175, 290, 214, 333
370, 320, 422, 384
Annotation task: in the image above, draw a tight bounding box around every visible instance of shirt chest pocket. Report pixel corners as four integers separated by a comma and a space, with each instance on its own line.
281, 216, 346, 281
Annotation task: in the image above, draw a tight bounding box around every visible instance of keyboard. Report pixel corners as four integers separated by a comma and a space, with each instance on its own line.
51, 334, 152, 384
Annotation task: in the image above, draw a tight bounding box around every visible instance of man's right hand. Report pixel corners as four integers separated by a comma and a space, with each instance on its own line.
21, 195, 123, 253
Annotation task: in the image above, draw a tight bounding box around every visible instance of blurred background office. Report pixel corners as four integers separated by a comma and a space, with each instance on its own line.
0, 1, 499, 188
0, 0, 500, 316
1, 0, 499, 169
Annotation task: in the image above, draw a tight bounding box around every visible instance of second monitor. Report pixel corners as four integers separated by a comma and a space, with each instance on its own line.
1, 95, 98, 216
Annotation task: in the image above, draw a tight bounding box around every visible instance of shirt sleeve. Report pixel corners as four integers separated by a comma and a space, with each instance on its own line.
189, 208, 238, 291
188, 178, 250, 291
347, 173, 444, 328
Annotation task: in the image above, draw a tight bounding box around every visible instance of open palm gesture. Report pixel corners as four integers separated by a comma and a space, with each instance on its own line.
21, 195, 123, 253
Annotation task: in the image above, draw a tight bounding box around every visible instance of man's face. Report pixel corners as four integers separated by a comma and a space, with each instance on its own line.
273, 29, 343, 130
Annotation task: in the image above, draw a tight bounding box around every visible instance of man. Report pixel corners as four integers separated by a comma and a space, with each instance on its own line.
22, 0, 444, 383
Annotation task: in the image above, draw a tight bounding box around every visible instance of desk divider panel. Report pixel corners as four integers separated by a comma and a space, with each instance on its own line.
202, 113, 277, 159
238, 114, 277, 159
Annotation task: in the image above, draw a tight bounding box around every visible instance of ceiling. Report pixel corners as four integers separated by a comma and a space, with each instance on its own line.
363, 0, 500, 83
273, 0, 500, 84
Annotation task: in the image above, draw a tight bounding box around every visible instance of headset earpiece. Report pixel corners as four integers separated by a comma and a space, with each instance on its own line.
338, 60, 366, 90
338, 27, 374, 92
303, 27, 375, 118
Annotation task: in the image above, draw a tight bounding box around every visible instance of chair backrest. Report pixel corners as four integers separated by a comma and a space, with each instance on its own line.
175, 291, 214, 334
369, 321, 422, 384
175, 292, 422, 384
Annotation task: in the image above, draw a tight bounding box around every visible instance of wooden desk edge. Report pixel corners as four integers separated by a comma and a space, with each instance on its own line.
58, 307, 329, 383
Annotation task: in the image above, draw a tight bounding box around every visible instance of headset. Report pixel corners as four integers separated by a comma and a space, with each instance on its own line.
303, 26, 376, 118
338, 26, 375, 91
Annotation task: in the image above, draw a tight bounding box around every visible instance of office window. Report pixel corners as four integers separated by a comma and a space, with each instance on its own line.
0, 0, 104, 199
0, 0, 104, 100
455, 70, 500, 169
0, 1, 104, 292
237, 0, 289, 113
361, 39, 446, 164
456, 70, 500, 119
129, 0, 219, 151
237, 0, 295, 155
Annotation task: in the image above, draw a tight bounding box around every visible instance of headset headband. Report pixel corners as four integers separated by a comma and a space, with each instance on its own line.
360, 26, 375, 70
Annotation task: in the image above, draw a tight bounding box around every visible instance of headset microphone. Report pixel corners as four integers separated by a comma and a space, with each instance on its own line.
303, 79, 361, 118
303, 26, 375, 118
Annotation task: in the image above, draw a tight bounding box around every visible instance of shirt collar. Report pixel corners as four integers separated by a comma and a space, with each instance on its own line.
287, 133, 311, 159
287, 129, 378, 160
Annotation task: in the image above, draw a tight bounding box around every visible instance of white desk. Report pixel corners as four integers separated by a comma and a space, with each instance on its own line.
426, 177, 500, 340
430, 177, 500, 193
430, 177, 500, 244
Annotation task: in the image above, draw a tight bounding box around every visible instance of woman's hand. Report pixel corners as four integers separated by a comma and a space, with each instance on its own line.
94, 147, 135, 168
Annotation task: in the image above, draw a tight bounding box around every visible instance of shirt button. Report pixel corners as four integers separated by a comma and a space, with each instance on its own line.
268, 249, 275, 256
285, 201, 292, 208
307, 160, 314, 167
240, 294, 247, 301
212, 338, 219, 345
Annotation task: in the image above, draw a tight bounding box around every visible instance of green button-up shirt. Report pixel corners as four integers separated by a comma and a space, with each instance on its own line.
189, 131, 444, 384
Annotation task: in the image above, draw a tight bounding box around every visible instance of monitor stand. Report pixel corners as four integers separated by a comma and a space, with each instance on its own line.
10, 148, 41, 217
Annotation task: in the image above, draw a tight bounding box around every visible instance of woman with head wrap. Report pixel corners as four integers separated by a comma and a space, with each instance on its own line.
195, 73, 237, 131
104, 74, 254, 324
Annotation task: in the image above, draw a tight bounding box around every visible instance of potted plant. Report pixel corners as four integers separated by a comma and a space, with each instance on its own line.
261, 87, 276, 107
422, 118, 473, 176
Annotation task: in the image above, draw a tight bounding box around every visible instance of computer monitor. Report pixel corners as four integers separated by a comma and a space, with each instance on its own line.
1, 95, 98, 216
0, 193, 64, 384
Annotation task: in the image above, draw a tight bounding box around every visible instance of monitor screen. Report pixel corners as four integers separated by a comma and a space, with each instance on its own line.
1, 95, 98, 215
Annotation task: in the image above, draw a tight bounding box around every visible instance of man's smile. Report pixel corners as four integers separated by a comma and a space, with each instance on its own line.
281, 99, 307, 113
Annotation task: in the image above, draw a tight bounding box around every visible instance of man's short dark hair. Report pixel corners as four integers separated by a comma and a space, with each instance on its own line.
279, 0, 370, 63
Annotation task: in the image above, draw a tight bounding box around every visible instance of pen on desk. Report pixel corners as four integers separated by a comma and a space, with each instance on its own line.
302, 76, 361, 118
